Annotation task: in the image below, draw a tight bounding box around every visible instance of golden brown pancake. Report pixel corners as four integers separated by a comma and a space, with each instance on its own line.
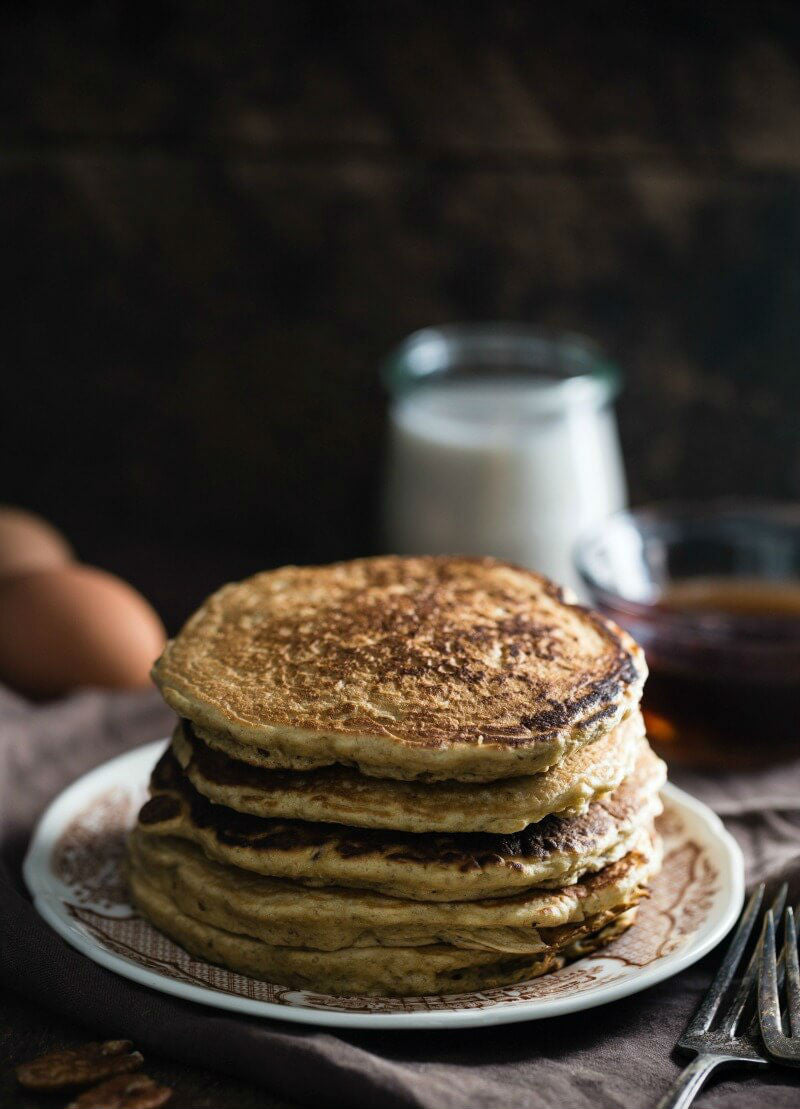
128, 865, 640, 995
128, 830, 658, 995
152, 556, 646, 782
137, 742, 665, 900
170, 712, 645, 834
128, 827, 659, 948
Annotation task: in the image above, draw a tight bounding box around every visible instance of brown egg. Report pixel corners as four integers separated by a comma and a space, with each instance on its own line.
0, 506, 73, 579
0, 565, 166, 697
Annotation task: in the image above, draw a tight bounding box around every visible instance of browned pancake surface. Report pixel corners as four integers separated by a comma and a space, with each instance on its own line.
153, 557, 645, 779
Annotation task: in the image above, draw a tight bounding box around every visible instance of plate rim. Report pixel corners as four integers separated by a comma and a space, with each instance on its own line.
23, 739, 745, 1030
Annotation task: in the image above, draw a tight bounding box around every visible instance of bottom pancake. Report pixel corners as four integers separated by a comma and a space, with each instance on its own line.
128, 827, 660, 949
129, 866, 640, 996
127, 829, 661, 995
128, 833, 655, 954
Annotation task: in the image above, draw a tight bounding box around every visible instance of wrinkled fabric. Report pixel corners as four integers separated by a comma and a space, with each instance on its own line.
2, 684, 799, 1108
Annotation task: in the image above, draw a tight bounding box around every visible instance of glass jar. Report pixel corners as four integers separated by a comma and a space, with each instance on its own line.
381, 324, 627, 593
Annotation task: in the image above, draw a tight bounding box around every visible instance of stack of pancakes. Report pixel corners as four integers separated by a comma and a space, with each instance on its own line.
129, 556, 665, 996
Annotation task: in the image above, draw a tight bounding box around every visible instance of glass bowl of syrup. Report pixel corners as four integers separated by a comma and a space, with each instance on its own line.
575, 501, 800, 768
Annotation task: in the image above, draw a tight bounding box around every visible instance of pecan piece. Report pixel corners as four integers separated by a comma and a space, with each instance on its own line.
67, 1073, 172, 1108
16, 1040, 144, 1091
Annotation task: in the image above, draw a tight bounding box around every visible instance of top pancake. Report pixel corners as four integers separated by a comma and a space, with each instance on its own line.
153, 556, 646, 782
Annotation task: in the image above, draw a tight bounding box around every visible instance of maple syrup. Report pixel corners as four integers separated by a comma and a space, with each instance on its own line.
612, 578, 800, 768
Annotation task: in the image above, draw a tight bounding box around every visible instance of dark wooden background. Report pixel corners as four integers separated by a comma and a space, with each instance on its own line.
3, 1, 800, 632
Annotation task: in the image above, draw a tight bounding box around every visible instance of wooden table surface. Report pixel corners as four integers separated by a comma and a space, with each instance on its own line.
0, 989, 298, 1109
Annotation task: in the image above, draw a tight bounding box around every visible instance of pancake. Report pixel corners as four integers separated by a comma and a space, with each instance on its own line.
128, 828, 659, 953
171, 711, 645, 834
153, 556, 646, 783
128, 827, 657, 995
129, 862, 639, 995
137, 742, 665, 900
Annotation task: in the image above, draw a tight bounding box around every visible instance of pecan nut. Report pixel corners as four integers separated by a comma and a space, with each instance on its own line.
67, 1073, 172, 1108
16, 1040, 144, 1091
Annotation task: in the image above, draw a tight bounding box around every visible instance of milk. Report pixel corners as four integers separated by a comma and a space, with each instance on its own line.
384, 378, 627, 593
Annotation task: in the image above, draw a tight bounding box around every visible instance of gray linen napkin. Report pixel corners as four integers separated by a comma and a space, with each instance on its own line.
2, 683, 799, 1109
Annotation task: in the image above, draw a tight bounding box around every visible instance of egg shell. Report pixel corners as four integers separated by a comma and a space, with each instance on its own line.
0, 506, 72, 579
0, 565, 166, 697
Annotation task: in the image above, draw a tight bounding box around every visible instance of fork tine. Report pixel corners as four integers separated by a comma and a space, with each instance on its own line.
715, 882, 788, 1038
758, 910, 784, 1054
685, 883, 765, 1037
784, 907, 800, 1039
749, 895, 800, 1038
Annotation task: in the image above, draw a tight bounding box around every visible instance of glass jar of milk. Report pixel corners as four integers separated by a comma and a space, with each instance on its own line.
382, 324, 627, 594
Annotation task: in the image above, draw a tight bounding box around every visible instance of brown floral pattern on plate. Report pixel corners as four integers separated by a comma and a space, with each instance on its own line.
52, 788, 139, 911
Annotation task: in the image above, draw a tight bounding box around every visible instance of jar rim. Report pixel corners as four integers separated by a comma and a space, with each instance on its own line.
380, 323, 621, 407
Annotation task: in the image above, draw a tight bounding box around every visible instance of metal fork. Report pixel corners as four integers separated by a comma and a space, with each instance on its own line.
656, 882, 788, 1109
758, 905, 800, 1066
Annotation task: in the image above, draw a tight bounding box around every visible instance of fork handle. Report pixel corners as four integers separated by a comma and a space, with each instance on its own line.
655, 1054, 724, 1109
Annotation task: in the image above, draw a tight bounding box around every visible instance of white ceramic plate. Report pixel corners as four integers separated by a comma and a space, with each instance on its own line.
24, 739, 744, 1030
